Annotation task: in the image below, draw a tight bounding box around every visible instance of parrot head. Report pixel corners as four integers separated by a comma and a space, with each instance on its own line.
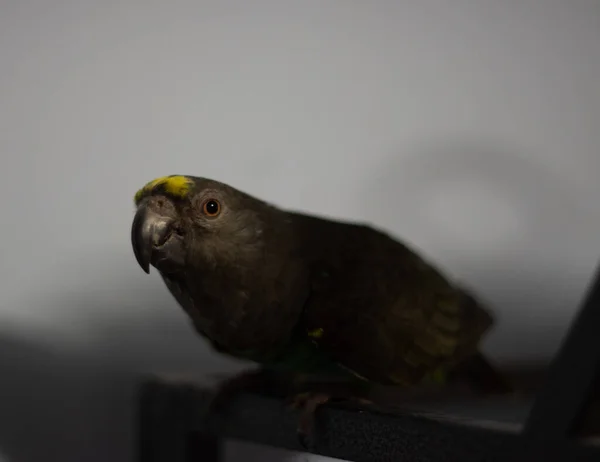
131, 175, 271, 275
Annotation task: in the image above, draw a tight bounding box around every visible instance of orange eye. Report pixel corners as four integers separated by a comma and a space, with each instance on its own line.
202, 199, 221, 217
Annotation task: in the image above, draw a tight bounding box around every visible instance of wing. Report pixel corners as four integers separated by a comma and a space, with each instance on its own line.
297, 217, 494, 386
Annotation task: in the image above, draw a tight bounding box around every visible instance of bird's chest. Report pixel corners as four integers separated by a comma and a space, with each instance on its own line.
160, 271, 290, 356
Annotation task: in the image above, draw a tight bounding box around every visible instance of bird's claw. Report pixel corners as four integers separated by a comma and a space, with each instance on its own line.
286, 392, 331, 450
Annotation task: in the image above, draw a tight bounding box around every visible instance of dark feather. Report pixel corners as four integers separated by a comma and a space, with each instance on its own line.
132, 176, 509, 392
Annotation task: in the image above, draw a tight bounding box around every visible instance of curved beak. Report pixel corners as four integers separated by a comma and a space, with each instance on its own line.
131, 205, 174, 274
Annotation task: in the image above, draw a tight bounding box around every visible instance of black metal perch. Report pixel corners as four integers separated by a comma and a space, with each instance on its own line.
136, 263, 600, 462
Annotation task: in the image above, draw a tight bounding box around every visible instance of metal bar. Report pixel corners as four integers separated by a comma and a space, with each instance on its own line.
516, 263, 600, 458
138, 378, 600, 462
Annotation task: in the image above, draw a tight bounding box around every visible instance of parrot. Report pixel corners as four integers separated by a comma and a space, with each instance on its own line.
130, 174, 512, 447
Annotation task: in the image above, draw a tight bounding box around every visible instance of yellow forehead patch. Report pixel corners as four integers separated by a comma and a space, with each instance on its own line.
134, 175, 194, 204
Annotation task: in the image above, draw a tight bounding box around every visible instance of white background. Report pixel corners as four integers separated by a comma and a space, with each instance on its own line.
1, 1, 599, 461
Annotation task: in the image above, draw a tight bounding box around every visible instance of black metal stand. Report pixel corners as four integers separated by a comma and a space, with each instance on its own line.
515, 263, 600, 461
137, 380, 522, 462
136, 264, 600, 462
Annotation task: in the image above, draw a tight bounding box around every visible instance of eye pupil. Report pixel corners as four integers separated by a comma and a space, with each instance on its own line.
204, 200, 220, 216
206, 201, 218, 213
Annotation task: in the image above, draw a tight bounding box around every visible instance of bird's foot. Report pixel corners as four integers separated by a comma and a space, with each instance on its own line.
287, 389, 373, 450
287, 391, 331, 450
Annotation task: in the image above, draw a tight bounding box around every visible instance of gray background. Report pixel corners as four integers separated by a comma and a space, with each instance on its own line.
1, 1, 599, 461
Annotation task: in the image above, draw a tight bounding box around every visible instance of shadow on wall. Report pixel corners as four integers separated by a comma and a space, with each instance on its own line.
0, 332, 135, 462
360, 136, 599, 363
0, 249, 248, 462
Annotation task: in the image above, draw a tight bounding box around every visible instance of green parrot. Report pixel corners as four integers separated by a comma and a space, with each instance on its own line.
131, 175, 511, 446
